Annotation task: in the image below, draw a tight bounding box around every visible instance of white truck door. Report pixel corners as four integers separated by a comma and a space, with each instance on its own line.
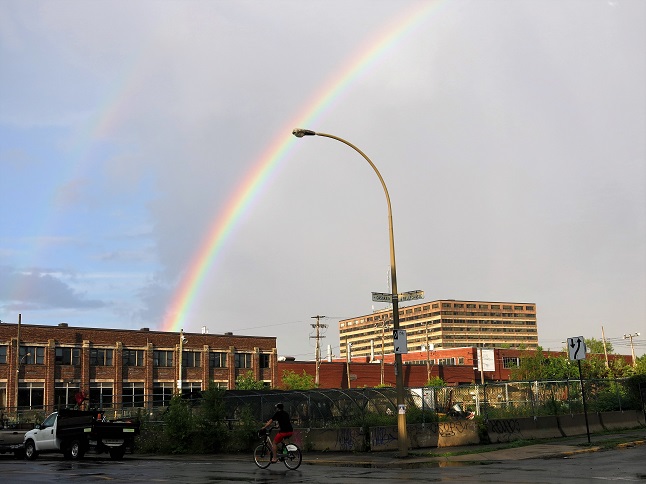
35, 412, 59, 451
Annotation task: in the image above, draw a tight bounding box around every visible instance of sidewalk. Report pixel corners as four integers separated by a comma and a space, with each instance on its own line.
304, 428, 646, 468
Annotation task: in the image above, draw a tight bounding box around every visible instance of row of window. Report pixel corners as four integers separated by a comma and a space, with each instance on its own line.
0, 346, 270, 369
8, 381, 215, 409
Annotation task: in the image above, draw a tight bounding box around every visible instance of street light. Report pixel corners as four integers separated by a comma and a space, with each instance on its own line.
292, 128, 408, 456
15, 352, 30, 415
177, 329, 187, 394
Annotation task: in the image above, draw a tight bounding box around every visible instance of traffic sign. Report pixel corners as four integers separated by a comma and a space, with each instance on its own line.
393, 329, 408, 354
399, 290, 424, 302
567, 336, 587, 360
371, 292, 392, 302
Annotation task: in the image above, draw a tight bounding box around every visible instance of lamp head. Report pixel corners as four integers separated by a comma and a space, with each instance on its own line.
292, 128, 316, 138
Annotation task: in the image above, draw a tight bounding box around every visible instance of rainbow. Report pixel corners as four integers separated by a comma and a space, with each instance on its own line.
162, 0, 445, 332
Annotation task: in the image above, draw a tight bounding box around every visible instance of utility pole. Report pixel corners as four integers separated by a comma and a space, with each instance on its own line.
177, 329, 186, 394
601, 326, 609, 368
310, 315, 327, 386
425, 320, 433, 384
624, 332, 640, 367
346, 342, 352, 389
15, 313, 21, 415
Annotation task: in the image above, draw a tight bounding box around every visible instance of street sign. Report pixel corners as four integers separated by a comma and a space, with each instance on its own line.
399, 290, 424, 302
393, 329, 408, 354
567, 336, 587, 360
372, 290, 424, 303
371, 292, 392, 303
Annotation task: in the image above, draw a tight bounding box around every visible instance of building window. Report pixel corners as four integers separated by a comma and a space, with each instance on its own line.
153, 382, 175, 406
18, 382, 44, 410
55, 347, 81, 366
153, 350, 174, 367
122, 382, 145, 407
181, 382, 202, 399
122, 349, 145, 367
525, 305, 535, 311
234, 353, 252, 368
438, 358, 455, 366
211, 381, 228, 390
502, 356, 520, 369
90, 348, 113, 366
54, 382, 80, 408
20, 346, 45, 365
0, 345, 6, 364
182, 351, 201, 368
90, 382, 113, 408
209, 352, 227, 368
259, 354, 270, 369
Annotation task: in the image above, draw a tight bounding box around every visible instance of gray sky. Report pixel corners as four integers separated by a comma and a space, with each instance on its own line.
1, 0, 644, 359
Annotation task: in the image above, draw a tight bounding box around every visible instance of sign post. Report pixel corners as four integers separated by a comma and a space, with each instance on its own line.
567, 336, 590, 444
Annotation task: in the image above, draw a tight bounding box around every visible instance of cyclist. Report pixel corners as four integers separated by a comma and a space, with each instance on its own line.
261, 403, 293, 463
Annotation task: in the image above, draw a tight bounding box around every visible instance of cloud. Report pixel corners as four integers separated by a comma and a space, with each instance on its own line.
0, 266, 107, 310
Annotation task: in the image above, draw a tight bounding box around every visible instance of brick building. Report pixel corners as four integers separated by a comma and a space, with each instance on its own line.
0, 322, 277, 413
339, 299, 539, 359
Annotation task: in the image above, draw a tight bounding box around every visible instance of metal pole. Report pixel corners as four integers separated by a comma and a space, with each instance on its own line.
292, 129, 408, 456
15, 313, 21, 416
578, 359, 591, 444
177, 329, 184, 394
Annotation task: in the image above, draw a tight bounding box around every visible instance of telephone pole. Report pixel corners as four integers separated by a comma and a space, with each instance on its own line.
310, 315, 327, 386
624, 332, 640, 367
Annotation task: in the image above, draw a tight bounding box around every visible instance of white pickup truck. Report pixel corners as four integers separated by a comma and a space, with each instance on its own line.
24, 409, 139, 460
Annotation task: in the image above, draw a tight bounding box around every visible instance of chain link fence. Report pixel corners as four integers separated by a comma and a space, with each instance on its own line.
2, 378, 643, 428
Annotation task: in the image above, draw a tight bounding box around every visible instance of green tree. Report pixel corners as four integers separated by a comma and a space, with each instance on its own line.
634, 354, 646, 375
235, 370, 265, 390
425, 376, 445, 387
281, 369, 316, 390
511, 347, 572, 380
585, 337, 613, 354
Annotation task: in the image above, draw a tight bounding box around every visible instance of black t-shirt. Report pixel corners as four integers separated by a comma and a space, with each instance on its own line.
271, 409, 293, 432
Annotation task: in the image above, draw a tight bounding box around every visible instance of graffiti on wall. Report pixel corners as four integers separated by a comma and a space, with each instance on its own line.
487, 419, 522, 441
370, 426, 398, 449
336, 427, 364, 451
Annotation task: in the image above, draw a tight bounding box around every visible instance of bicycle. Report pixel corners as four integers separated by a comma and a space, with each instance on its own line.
254, 427, 302, 470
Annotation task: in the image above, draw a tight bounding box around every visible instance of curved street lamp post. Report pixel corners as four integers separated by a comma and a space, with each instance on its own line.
292, 128, 408, 456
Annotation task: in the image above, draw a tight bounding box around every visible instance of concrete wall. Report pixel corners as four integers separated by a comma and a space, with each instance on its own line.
488, 411, 645, 443
487, 416, 562, 443
298, 421, 479, 452
299, 411, 644, 452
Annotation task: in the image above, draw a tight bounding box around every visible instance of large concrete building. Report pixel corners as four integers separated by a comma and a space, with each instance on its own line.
0, 322, 277, 414
339, 299, 539, 359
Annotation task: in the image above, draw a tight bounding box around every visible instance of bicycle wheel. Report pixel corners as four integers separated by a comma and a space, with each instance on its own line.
254, 443, 272, 469
283, 444, 302, 470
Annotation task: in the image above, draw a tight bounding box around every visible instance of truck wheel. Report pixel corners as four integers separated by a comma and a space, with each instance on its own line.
24, 440, 38, 460
109, 446, 126, 460
69, 439, 85, 460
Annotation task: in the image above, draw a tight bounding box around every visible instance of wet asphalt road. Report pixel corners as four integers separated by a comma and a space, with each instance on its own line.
1, 444, 645, 484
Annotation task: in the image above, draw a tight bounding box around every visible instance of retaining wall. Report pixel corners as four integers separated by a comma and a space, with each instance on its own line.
300, 411, 644, 452
487, 415, 562, 443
